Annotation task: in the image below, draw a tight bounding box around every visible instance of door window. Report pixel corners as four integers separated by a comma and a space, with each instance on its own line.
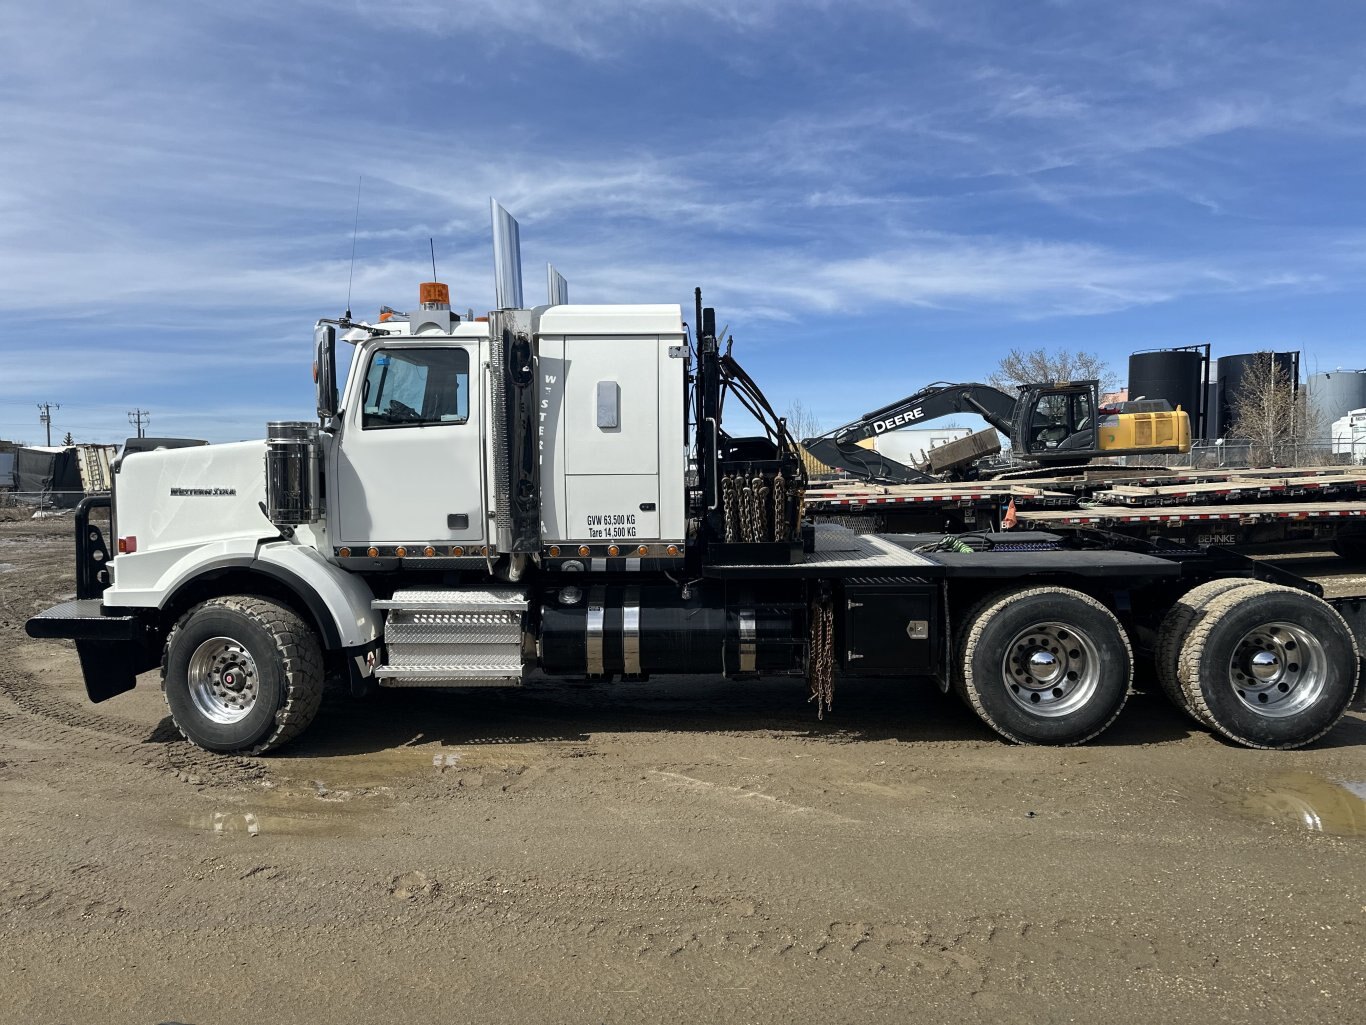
361, 347, 469, 429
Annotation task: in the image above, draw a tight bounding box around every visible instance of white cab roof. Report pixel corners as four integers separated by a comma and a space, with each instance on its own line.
537, 304, 682, 336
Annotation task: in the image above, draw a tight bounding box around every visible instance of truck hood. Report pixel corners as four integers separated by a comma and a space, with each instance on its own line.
115, 440, 274, 552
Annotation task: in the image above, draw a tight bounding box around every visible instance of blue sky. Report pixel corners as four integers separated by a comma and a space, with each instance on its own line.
2, 0, 1364, 444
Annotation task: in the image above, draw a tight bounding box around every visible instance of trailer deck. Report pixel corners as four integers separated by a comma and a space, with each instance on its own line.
805, 468, 1366, 548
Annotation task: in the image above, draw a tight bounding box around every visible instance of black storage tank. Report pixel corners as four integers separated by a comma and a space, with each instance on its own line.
1128, 349, 1206, 435
1218, 351, 1299, 437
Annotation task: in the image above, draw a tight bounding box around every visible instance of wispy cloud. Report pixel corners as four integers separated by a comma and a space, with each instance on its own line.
3, 1, 1365, 443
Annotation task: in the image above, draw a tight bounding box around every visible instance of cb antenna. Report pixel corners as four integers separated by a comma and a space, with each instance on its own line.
345, 175, 362, 319
429, 237, 438, 280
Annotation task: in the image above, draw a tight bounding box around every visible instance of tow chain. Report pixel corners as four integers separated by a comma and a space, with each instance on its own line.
772, 474, 787, 542
721, 471, 795, 544
722, 476, 740, 542
807, 594, 835, 718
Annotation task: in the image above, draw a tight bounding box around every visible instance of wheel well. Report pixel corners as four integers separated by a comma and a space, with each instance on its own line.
160, 567, 340, 655
946, 575, 1149, 639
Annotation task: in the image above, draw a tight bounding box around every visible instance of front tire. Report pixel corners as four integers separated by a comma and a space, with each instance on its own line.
1177, 585, 1359, 749
957, 587, 1133, 745
163, 596, 323, 754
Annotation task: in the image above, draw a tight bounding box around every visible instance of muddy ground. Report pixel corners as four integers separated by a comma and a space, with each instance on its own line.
1, 516, 1363, 1025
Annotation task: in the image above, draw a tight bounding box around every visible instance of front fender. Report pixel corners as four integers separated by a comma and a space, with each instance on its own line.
253, 542, 380, 648
110, 540, 380, 651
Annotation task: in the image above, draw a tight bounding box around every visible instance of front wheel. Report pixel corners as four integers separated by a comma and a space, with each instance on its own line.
163, 596, 323, 754
957, 586, 1133, 745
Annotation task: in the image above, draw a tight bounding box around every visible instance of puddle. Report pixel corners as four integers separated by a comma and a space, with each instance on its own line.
179, 742, 536, 838
1239, 772, 1366, 837
185, 792, 383, 838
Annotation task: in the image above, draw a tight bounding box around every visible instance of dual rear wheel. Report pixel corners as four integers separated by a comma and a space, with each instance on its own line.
1158, 581, 1359, 749
955, 586, 1133, 745
953, 581, 1359, 749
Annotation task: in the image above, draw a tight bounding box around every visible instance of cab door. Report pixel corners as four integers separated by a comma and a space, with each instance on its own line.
334, 343, 486, 545
1019, 386, 1097, 457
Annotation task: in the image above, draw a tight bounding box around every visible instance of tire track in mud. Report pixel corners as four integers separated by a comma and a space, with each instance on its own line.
0, 673, 269, 788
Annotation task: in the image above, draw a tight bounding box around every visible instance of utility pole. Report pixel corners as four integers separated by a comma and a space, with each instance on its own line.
128, 409, 150, 439
37, 402, 60, 446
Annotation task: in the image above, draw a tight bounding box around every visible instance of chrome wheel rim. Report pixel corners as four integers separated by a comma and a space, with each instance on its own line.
1227, 621, 1326, 718
187, 636, 260, 724
1001, 622, 1100, 717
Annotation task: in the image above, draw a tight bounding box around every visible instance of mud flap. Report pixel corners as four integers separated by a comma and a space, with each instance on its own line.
75, 639, 149, 703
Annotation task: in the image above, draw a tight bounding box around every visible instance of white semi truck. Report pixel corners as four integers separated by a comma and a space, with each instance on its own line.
27, 204, 1362, 753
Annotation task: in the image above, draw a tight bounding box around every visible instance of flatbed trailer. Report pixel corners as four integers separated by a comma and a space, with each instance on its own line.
806, 469, 1366, 552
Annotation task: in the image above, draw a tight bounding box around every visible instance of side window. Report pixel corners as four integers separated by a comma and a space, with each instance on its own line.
361, 347, 470, 429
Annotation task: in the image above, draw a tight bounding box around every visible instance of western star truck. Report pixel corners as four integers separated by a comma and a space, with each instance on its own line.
26, 203, 1362, 753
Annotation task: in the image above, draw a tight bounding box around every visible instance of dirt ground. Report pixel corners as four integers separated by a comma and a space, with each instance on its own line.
1, 516, 1363, 1025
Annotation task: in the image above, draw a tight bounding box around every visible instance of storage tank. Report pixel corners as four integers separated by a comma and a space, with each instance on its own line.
1307, 370, 1366, 439
1218, 351, 1299, 437
1128, 349, 1206, 436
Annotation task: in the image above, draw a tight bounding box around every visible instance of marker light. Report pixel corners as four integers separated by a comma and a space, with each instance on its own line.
452, 546, 464, 556
395, 546, 408, 558
637, 545, 649, 556
548, 545, 561, 557
423, 546, 436, 557
578, 546, 591, 557
607, 545, 620, 557
338, 547, 351, 558
117, 536, 137, 554
367, 547, 379, 558
666, 545, 679, 556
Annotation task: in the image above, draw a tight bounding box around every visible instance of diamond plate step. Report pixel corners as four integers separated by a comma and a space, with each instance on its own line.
374, 665, 523, 688
372, 588, 528, 612
382, 649, 523, 670
383, 617, 521, 646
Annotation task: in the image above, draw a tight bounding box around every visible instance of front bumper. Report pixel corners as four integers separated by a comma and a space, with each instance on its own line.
26, 599, 142, 641
26, 600, 157, 702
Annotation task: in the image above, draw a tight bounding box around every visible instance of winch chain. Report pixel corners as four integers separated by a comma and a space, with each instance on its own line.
772, 473, 787, 542
807, 594, 835, 718
722, 471, 794, 544
752, 474, 770, 543
722, 475, 740, 542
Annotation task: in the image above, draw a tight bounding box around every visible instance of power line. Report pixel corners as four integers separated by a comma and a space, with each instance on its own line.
37, 402, 60, 446
128, 409, 150, 438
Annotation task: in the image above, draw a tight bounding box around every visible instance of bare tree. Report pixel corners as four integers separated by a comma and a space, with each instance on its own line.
1226, 353, 1322, 466
783, 399, 824, 441
989, 348, 1117, 392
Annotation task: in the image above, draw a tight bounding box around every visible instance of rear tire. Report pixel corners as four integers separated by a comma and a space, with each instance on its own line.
1154, 578, 1270, 725
163, 596, 323, 754
957, 587, 1133, 745
1178, 585, 1359, 749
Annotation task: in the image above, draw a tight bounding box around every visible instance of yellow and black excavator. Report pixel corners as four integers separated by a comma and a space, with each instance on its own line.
801, 379, 1191, 483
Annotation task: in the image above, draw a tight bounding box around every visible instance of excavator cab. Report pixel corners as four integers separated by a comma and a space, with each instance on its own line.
1016, 383, 1096, 455
1014, 381, 1190, 464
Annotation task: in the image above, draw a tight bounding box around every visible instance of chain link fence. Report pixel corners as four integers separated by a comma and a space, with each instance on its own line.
1155, 439, 1366, 470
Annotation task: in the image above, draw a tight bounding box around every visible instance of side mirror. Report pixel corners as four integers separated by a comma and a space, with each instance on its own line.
314, 324, 338, 421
